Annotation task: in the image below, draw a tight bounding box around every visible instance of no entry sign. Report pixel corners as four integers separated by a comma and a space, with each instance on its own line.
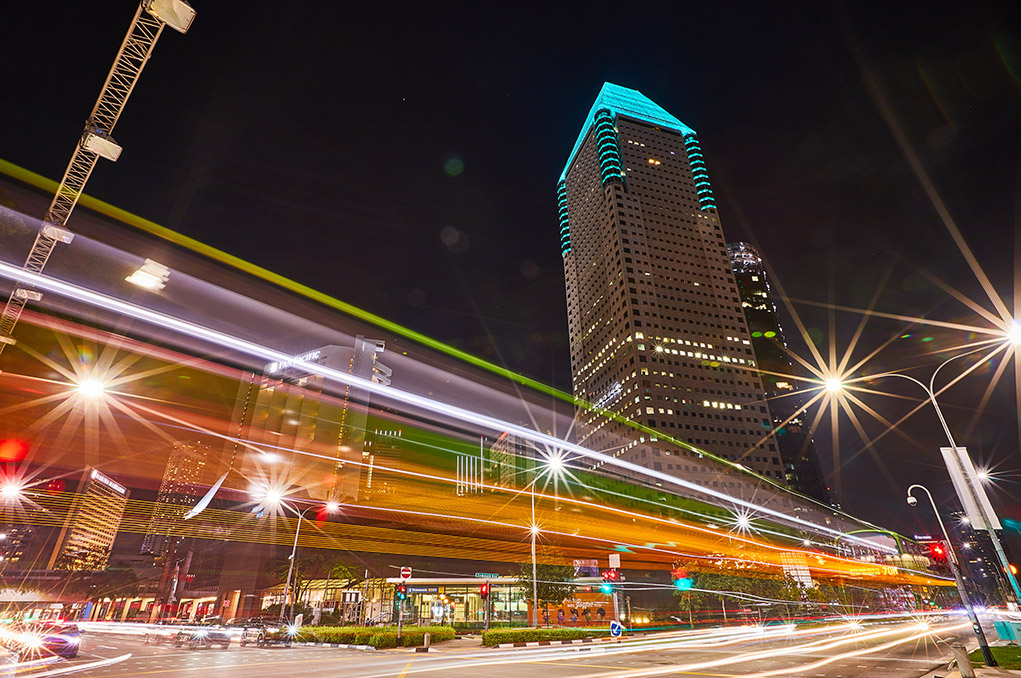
400, 566, 412, 580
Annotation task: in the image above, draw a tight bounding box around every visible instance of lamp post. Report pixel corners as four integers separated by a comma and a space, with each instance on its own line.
908, 484, 996, 667
523, 452, 566, 627
277, 500, 339, 623
863, 346, 1021, 606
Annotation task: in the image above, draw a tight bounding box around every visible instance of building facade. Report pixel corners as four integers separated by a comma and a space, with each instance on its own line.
48, 468, 129, 570
727, 242, 830, 503
559, 83, 784, 482
142, 441, 209, 557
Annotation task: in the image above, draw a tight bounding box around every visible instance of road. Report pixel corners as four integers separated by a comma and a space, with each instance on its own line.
51, 619, 975, 677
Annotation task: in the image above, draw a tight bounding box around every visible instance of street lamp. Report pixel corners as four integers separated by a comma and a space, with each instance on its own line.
524, 451, 568, 627
252, 488, 340, 623
841, 345, 1021, 606
279, 502, 339, 622
907, 484, 996, 667
75, 379, 107, 398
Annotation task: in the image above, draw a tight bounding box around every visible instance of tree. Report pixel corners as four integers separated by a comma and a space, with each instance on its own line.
266, 550, 360, 613
63, 567, 139, 602
515, 548, 576, 626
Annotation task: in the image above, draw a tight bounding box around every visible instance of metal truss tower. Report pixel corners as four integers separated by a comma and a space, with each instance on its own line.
0, 0, 195, 359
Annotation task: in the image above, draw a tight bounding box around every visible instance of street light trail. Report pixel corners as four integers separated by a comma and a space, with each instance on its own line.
0, 260, 899, 552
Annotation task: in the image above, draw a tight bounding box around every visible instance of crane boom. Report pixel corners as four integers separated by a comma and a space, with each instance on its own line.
0, 0, 194, 357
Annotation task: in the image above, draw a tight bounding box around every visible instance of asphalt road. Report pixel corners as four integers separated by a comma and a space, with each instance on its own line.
53, 619, 975, 678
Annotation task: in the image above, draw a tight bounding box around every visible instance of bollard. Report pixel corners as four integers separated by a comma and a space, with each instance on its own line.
949, 644, 976, 678
415, 632, 431, 653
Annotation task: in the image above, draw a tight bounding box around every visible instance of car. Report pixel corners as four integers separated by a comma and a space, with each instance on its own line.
34, 623, 80, 659
173, 624, 231, 649
142, 625, 178, 646
0, 622, 80, 660
238, 621, 296, 648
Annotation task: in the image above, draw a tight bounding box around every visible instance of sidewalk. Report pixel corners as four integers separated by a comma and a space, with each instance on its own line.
921, 668, 1021, 678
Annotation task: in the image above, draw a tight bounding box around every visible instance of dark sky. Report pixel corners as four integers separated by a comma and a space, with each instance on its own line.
4, 2, 1020, 531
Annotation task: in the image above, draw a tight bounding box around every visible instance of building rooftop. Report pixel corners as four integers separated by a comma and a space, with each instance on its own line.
560, 82, 696, 182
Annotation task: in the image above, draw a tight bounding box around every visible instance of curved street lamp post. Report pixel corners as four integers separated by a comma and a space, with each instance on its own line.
908, 484, 996, 667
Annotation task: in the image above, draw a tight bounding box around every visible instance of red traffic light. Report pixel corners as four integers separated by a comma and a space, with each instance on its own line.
0, 439, 29, 463
480, 583, 490, 599
601, 569, 620, 582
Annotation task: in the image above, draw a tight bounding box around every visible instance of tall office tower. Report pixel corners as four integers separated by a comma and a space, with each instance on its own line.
727, 242, 830, 502
142, 441, 209, 556
230, 336, 393, 504
48, 468, 129, 570
559, 83, 784, 481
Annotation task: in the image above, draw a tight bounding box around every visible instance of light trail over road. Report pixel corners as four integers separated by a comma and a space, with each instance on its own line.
47, 617, 975, 678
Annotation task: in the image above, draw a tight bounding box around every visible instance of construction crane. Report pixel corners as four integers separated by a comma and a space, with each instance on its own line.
0, 0, 195, 360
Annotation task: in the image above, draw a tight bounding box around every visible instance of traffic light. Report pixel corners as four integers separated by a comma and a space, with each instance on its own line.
1009, 564, 1018, 576
671, 567, 693, 591
479, 582, 490, 599
928, 543, 947, 562
0, 439, 29, 463
396, 583, 407, 601
601, 568, 620, 593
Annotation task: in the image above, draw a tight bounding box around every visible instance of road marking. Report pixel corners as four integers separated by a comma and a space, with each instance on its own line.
94, 655, 359, 677
397, 659, 414, 678
526, 661, 736, 676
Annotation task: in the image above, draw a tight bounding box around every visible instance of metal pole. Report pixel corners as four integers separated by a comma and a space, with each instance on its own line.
875, 361, 1021, 606
909, 484, 996, 667
531, 487, 538, 627
925, 391, 1021, 606
281, 506, 311, 623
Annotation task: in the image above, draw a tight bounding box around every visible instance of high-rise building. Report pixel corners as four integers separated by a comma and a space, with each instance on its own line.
727, 242, 830, 503
559, 83, 784, 481
229, 336, 392, 504
142, 441, 209, 557
216, 336, 391, 620
48, 468, 129, 570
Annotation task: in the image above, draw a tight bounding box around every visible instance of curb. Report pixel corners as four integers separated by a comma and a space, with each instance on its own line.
296, 642, 377, 651
496, 637, 620, 649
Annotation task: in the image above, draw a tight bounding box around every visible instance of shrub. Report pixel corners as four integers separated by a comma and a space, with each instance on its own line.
294, 625, 455, 648
481, 627, 609, 647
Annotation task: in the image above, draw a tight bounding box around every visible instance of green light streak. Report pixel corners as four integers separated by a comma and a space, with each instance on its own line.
0, 157, 819, 502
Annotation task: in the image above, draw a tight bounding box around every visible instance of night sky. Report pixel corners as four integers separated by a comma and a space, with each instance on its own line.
4, 2, 1020, 532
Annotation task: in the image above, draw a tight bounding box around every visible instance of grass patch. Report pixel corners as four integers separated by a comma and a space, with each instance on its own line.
295, 625, 455, 649
482, 627, 610, 647
969, 645, 1021, 669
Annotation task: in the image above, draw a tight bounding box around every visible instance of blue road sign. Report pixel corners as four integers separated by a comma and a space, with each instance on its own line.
610, 620, 624, 637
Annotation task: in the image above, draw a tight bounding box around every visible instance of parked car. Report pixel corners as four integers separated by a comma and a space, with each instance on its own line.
238, 621, 296, 647
173, 624, 231, 649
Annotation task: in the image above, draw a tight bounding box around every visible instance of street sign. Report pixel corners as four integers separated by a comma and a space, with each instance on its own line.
474, 572, 499, 578
400, 566, 412, 580
609, 553, 621, 569
610, 620, 624, 637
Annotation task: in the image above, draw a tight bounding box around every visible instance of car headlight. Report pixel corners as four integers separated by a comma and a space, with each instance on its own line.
195, 630, 209, 637
286, 625, 299, 636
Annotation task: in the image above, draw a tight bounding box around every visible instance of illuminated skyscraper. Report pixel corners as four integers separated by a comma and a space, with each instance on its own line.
728, 242, 829, 502
559, 83, 784, 481
48, 468, 129, 570
142, 441, 209, 556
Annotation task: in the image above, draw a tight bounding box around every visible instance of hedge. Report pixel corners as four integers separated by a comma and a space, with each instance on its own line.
295, 625, 455, 648
481, 627, 609, 647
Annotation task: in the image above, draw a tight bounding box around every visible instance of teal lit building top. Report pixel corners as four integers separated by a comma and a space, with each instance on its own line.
559, 83, 696, 183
